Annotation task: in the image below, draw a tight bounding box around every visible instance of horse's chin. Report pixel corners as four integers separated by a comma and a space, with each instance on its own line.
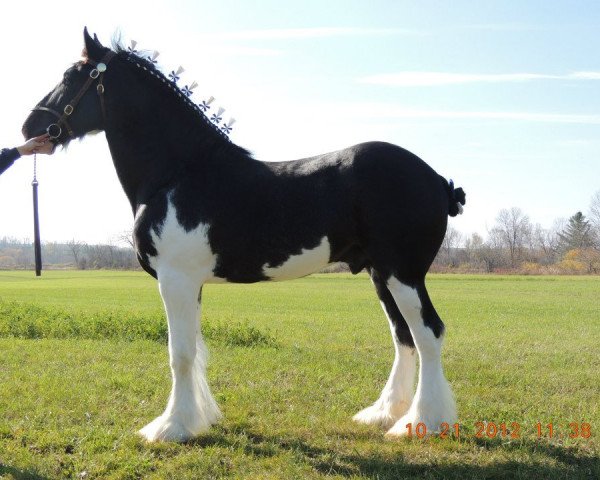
55, 130, 100, 150
52, 137, 71, 151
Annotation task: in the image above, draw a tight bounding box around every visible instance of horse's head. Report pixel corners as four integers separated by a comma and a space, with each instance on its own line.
22, 28, 116, 147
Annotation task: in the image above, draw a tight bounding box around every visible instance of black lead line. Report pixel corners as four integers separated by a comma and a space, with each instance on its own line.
32, 153, 42, 276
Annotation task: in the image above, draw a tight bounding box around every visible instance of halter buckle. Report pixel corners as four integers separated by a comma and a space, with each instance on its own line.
97, 84, 105, 95
90, 69, 100, 79
64, 105, 74, 115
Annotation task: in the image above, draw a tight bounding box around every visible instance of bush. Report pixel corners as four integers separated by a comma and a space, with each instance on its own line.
557, 249, 600, 274
0, 300, 278, 348
520, 262, 544, 275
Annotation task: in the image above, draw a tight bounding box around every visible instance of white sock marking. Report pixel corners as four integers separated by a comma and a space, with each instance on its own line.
384, 278, 456, 436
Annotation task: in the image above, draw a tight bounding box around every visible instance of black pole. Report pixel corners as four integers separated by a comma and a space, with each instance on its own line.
32, 155, 42, 276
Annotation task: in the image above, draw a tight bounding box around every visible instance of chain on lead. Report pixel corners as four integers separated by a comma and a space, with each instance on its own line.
32, 153, 38, 185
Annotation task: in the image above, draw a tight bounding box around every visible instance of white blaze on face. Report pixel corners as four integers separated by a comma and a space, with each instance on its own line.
263, 237, 331, 281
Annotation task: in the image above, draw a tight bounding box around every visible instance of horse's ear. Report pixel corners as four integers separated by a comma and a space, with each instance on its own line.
83, 27, 103, 60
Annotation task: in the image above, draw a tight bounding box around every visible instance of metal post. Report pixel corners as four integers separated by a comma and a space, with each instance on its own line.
32, 154, 42, 276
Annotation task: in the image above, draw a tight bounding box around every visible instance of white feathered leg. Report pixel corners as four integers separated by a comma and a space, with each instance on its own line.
353, 301, 416, 428
139, 271, 221, 442
384, 277, 456, 437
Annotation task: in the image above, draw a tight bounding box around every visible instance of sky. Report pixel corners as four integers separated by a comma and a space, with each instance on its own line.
1, 0, 599, 245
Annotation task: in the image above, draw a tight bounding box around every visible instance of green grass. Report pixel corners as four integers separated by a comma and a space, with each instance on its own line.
0, 271, 598, 479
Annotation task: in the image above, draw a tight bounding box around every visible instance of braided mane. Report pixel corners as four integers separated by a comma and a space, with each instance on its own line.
110, 40, 250, 156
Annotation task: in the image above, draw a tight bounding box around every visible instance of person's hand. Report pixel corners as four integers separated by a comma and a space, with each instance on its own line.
17, 134, 54, 156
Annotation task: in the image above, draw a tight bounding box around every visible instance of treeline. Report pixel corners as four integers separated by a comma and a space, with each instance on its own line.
0, 237, 139, 270
2, 190, 599, 274
433, 190, 600, 274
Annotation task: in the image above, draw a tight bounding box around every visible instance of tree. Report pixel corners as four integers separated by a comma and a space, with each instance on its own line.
492, 207, 532, 268
116, 230, 135, 249
589, 190, 600, 248
67, 239, 86, 269
531, 223, 560, 265
590, 190, 600, 225
463, 232, 483, 266
577, 248, 600, 274
558, 212, 593, 251
440, 225, 463, 267
474, 229, 508, 272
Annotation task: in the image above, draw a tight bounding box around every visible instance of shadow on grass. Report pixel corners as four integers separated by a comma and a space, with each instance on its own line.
190, 427, 599, 480
0, 464, 50, 480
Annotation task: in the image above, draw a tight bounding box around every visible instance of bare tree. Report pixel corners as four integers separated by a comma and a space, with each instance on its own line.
590, 190, 600, 226
463, 232, 483, 266
116, 230, 135, 249
67, 238, 86, 269
532, 224, 559, 265
578, 248, 600, 274
475, 228, 508, 272
440, 225, 463, 267
589, 190, 600, 249
493, 207, 532, 268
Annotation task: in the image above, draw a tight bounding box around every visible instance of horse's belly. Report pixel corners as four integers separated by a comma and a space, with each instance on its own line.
145, 200, 331, 283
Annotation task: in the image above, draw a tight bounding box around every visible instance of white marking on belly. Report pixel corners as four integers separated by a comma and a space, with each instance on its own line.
263, 237, 331, 281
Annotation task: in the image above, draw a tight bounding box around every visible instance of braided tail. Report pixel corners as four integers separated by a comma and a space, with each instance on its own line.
443, 177, 466, 217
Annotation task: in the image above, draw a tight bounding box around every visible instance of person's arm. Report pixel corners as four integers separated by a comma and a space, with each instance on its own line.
0, 147, 21, 176
0, 135, 52, 177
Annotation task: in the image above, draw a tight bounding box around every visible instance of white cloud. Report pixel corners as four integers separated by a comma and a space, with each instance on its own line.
202, 27, 418, 41
358, 71, 600, 87
462, 23, 546, 31
570, 71, 600, 80
202, 46, 283, 57
317, 102, 600, 125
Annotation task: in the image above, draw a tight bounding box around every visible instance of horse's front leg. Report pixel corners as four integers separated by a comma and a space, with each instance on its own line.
139, 270, 221, 442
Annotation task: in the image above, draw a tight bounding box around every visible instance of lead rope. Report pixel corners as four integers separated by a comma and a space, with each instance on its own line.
32, 153, 42, 276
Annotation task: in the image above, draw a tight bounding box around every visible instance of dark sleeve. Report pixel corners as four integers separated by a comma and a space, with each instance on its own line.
0, 148, 21, 176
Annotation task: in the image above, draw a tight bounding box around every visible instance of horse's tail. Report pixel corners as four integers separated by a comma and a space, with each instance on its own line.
441, 176, 466, 217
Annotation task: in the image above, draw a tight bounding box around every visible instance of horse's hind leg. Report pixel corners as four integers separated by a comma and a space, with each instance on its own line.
139, 270, 221, 442
384, 277, 456, 437
353, 269, 417, 428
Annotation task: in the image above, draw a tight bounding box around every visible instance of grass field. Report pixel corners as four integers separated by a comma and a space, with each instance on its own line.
0, 271, 598, 479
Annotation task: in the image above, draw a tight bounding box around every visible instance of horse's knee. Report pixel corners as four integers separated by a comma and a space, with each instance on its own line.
385, 278, 446, 357
170, 349, 195, 374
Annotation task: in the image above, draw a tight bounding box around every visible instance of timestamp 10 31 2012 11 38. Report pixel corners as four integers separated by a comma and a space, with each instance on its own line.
404, 422, 592, 439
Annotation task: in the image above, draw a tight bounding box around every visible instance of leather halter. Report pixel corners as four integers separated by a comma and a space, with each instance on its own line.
33, 50, 116, 140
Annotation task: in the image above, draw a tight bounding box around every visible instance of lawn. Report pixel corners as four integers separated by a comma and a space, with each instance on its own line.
0, 271, 598, 479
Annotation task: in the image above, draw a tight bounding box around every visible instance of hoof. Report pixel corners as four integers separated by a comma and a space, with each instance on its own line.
138, 415, 201, 443
385, 407, 457, 439
353, 400, 411, 429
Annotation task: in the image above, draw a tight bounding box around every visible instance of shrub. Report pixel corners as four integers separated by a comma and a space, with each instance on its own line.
520, 262, 544, 275
0, 300, 278, 348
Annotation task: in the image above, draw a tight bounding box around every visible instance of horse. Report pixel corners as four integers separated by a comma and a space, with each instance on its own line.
21, 28, 466, 443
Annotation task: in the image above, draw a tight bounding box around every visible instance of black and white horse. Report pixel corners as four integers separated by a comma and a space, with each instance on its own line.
21, 29, 466, 442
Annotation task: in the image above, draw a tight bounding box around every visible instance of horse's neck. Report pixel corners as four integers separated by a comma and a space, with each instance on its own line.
104, 99, 228, 212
